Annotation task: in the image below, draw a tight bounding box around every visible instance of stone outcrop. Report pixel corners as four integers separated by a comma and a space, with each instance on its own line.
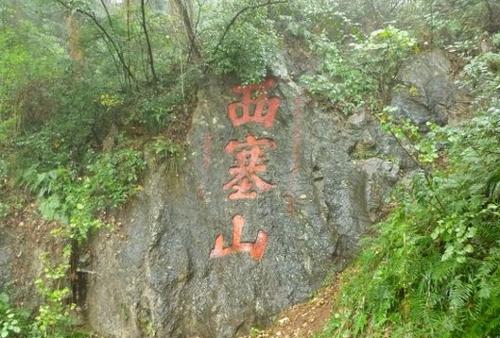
84, 75, 391, 337
391, 49, 470, 127
0, 49, 469, 338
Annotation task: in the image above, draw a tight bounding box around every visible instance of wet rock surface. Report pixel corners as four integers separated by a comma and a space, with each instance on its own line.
85, 77, 379, 338
356, 158, 399, 222
0, 206, 62, 310
0, 226, 13, 291
0, 49, 465, 338
84, 56, 467, 335
391, 49, 469, 127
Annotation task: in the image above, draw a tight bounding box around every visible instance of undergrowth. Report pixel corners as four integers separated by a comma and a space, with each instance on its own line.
321, 94, 500, 338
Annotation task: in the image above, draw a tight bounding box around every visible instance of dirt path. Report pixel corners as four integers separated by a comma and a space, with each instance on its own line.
242, 281, 339, 338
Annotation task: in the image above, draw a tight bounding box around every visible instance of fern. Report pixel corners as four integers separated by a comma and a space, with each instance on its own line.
322, 106, 500, 337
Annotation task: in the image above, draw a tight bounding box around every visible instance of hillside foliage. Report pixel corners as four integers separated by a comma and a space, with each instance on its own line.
0, 0, 498, 337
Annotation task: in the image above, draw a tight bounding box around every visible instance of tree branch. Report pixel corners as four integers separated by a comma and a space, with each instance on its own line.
99, 0, 113, 28
187, 0, 205, 63
54, 0, 136, 86
209, 0, 288, 64
172, 0, 202, 60
140, 0, 158, 83
373, 113, 446, 212
96, 29, 126, 88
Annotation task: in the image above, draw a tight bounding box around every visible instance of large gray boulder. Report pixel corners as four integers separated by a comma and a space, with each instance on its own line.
391, 49, 469, 127
85, 49, 465, 336
84, 77, 377, 337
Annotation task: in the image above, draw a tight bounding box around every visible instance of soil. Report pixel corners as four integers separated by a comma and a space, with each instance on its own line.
241, 279, 340, 338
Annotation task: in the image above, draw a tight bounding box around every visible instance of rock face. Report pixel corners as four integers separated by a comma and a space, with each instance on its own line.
0, 49, 467, 337
85, 48, 469, 335
0, 210, 63, 310
84, 76, 388, 338
0, 227, 13, 291
391, 49, 469, 127
357, 158, 399, 222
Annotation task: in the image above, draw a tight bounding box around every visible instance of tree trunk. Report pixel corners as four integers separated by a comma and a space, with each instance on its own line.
140, 0, 158, 83
172, 0, 202, 60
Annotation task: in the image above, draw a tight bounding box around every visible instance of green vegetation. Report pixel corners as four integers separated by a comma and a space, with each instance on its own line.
0, 293, 29, 338
302, 26, 417, 115
0, 0, 498, 336
0, 0, 295, 335
315, 1, 500, 337
323, 107, 500, 337
201, 0, 284, 84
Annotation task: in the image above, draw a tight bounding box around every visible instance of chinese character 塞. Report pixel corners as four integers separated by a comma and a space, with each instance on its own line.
223, 134, 277, 200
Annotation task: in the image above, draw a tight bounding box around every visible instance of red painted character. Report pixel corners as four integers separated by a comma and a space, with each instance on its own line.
223, 134, 277, 200
210, 215, 268, 261
227, 78, 281, 128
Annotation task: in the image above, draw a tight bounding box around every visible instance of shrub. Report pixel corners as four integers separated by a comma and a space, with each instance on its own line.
201, 0, 282, 84
461, 52, 500, 109
301, 36, 376, 115
0, 293, 29, 338
322, 106, 500, 337
302, 26, 417, 115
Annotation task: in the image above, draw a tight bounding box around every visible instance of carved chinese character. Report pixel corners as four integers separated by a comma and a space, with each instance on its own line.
223, 134, 277, 200
210, 215, 268, 261
227, 78, 281, 128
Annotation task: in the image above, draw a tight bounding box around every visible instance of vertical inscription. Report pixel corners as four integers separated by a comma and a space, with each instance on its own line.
210, 79, 281, 261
